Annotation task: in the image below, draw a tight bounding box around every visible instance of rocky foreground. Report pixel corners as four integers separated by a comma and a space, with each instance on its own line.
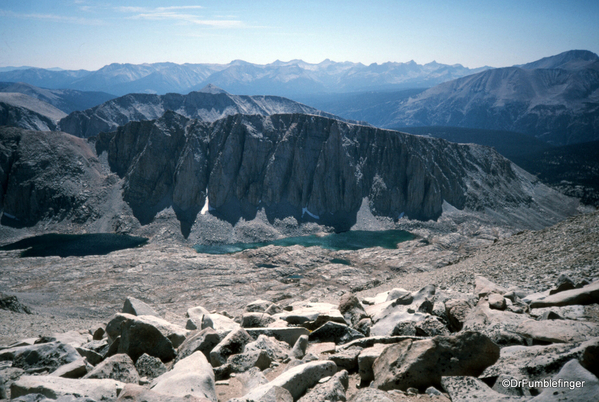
0, 211, 598, 401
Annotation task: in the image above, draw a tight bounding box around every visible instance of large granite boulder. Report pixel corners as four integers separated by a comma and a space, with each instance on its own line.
1, 342, 81, 372
151, 351, 216, 402
10, 376, 124, 401
372, 331, 500, 391
83, 353, 139, 384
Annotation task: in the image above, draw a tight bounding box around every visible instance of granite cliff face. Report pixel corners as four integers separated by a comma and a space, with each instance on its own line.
99, 112, 577, 234
0, 127, 106, 227
58, 86, 349, 139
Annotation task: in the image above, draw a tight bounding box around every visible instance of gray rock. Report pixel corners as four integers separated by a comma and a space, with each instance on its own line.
530, 280, 599, 308
462, 301, 529, 346
291, 335, 309, 360
176, 327, 221, 362
297, 369, 348, 402
275, 302, 347, 330
338, 293, 369, 328
50, 358, 89, 379
348, 388, 394, 402
186, 306, 214, 331
122, 297, 159, 317
492, 374, 532, 397
83, 353, 139, 384
245, 327, 310, 347
515, 319, 599, 343
241, 360, 337, 401
92, 327, 105, 341
1, 342, 81, 372
529, 305, 586, 321
372, 331, 500, 391
309, 322, 365, 345
236, 366, 268, 394
230, 386, 293, 402
357, 343, 390, 384
12, 394, 99, 402
549, 273, 576, 295
75, 347, 103, 366
445, 299, 473, 332
327, 346, 363, 372
385, 288, 413, 303
441, 376, 525, 401
475, 277, 508, 297
425, 386, 443, 396
529, 359, 599, 401
228, 350, 271, 373
10, 376, 124, 401
134, 353, 167, 380
241, 312, 276, 328
116, 383, 210, 402
245, 299, 274, 313
481, 338, 599, 383
244, 334, 290, 362
489, 293, 507, 310
107, 313, 187, 349
151, 351, 216, 402
0, 293, 32, 314
209, 327, 253, 367
115, 315, 176, 363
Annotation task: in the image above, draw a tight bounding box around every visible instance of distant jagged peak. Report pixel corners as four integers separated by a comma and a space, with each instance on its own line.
520, 49, 599, 71
198, 84, 228, 94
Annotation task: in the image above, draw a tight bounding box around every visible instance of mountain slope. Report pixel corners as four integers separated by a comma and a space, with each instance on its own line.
57, 86, 355, 138
388, 50, 599, 145
0, 93, 67, 131
0, 82, 116, 114
0, 60, 488, 97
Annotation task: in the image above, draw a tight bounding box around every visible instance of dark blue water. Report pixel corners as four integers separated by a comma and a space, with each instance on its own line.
194, 230, 414, 255
0, 233, 148, 257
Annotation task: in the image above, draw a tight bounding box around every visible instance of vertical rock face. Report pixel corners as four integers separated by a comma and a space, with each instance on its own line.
102, 112, 576, 234
0, 127, 106, 227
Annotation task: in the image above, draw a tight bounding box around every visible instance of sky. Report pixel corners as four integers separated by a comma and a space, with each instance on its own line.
1, 0, 598, 70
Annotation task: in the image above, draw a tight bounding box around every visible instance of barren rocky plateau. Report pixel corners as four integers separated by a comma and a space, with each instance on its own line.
0, 206, 598, 401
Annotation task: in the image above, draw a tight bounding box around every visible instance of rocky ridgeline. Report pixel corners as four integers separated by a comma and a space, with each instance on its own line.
1, 275, 598, 401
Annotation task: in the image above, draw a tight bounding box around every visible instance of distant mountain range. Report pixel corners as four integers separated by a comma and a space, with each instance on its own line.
384, 50, 599, 145
0, 59, 489, 97
58, 85, 357, 138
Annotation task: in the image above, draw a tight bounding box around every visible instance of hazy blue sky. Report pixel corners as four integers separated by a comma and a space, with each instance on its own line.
1, 0, 598, 70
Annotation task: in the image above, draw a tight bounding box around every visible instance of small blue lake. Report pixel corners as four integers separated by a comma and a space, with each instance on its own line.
0, 233, 148, 257
194, 230, 414, 255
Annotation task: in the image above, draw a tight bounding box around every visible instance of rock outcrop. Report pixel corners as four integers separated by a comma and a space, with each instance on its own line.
101, 112, 578, 234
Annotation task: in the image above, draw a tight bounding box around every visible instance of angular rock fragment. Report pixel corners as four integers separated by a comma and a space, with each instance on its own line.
151, 351, 216, 402
441, 376, 523, 401
209, 327, 252, 367
244, 334, 290, 361
241, 312, 276, 328
240, 360, 336, 401
338, 293, 369, 327
50, 358, 89, 379
227, 350, 271, 373
309, 322, 364, 345
1, 342, 81, 372
372, 331, 499, 391
529, 280, 599, 308
176, 327, 220, 362
185, 306, 214, 331
245, 299, 274, 313
135, 353, 167, 379
348, 388, 394, 402
291, 334, 309, 360
116, 383, 210, 401
358, 343, 389, 384
122, 297, 159, 317
515, 319, 599, 344
245, 327, 309, 347
529, 359, 599, 401
297, 369, 348, 402
10, 376, 124, 401
83, 353, 139, 383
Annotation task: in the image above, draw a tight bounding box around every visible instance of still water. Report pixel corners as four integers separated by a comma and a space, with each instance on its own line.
194, 230, 414, 255
0, 233, 148, 257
